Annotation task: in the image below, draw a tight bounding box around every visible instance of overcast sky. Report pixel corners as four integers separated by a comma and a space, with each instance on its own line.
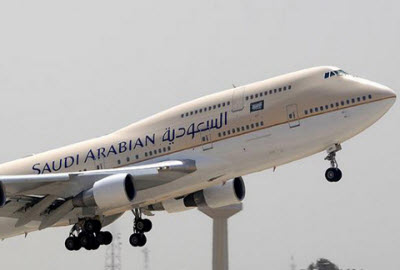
0, 1, 399, 269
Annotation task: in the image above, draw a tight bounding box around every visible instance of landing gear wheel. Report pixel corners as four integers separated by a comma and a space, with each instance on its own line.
129, 233, 147, 247
96, 231, 113, 245
136, 219, 152, 233
84, 220, 101, 233
90, 239, 100, 250
79, 233, 94, 250
325, 168, 342, 182
73, 237, 82, 251
65, 237, 78, 251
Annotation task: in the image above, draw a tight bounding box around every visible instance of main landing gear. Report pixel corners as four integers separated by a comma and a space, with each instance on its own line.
129, 209, 152, 247
324, 143, 343, 182
65, 219, 113, 251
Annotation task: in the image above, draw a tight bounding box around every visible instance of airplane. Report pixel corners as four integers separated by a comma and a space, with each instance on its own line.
0, 66, 395, 251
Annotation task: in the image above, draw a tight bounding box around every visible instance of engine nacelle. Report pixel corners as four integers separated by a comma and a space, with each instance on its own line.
184, 177, 245, 209
73, 174, 136, 210
0, 182, 6, 207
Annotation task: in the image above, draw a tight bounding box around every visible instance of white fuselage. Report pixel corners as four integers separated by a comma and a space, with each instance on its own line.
0, 66, 395, 238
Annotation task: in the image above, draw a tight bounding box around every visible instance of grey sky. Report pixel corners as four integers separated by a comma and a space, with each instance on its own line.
0, 1, 398, 269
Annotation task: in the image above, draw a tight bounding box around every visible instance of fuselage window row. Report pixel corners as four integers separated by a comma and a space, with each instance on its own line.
94, 147, 172, 170
217, 121, 264, 138
181, 101, 231, 118
144, 146, 171, 158
245, 85, 292, 101
304, 94, 373, 116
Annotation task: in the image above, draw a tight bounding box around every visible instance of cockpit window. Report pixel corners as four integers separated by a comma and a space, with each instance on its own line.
324, 69, 349, 79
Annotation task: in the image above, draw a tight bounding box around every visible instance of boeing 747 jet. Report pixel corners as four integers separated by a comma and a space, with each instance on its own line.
0, 66, 395, 250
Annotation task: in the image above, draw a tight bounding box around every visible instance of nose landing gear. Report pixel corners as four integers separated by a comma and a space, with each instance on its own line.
324, 144, 343, 182
129, 209, 152, 247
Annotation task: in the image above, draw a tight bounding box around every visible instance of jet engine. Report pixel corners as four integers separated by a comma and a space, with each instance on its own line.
184, 177, 245, 209
147, 177, 245, 213
73, 174, 136, 210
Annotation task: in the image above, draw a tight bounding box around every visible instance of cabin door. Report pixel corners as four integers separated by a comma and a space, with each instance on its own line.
94, 155, 105, 170
286, 104, 300, 128
231, 87, 245, 112
201, 129, 213, 151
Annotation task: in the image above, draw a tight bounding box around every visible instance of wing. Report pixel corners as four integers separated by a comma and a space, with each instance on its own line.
0, 159, 196, 231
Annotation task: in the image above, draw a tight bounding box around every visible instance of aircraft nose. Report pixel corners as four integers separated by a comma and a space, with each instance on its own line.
371, 82, 396, 100
367, 82, 396, 117
378, 84, 396, 100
